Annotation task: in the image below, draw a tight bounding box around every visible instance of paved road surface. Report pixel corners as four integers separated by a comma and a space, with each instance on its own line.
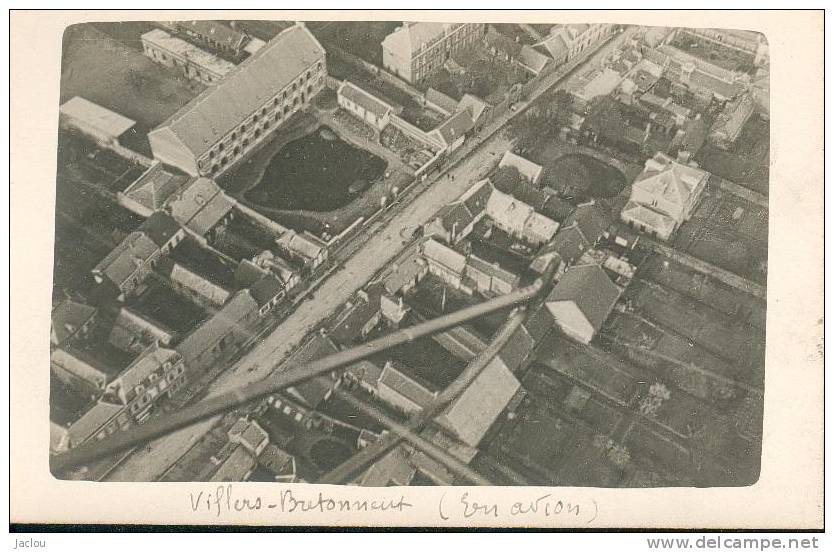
106, 29, 636, 481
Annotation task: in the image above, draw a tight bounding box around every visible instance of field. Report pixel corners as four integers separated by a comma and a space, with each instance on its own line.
61, 24, 202, 144
314, 21, 401, 67
670, 30, 757, 74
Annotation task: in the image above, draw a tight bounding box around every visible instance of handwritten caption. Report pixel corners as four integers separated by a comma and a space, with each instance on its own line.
189, 484, 599, 524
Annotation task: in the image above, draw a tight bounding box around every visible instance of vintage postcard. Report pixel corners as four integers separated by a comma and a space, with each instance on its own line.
9, 9, 824, 529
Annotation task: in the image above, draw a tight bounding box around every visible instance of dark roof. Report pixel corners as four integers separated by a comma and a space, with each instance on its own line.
378, 362, 436, 409
140, 211, 182, 247
546, 264, 622, 332
151, 24, 325, 158
498, 324, 534, 371
522, 303, 551, 342
435, 203, 474, 235
563, 203, 611, 244
460, 179, 493, 215
328, 286, 383, 346
466, 255, 519, 287
552, 225, 592, 264
235, 259, 269, 288
287, 334, 340, 408
176, 290, 258, 366
249, 274, 285, 307
434, 110, 474, 145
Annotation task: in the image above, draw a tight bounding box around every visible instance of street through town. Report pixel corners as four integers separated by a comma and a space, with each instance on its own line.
105, 28, 637, 481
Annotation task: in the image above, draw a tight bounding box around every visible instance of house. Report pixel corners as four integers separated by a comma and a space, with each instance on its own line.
148, 23, 326, 177
651, 45, 747, 101
620, 152, 708, 240
545, 264, 622, 344
285, 333, 340, 409
486, 188, 559, 245
496, 303, 551, 372
341, 360, 384, 395
498, 151, 543, 186
51, 299, 97, 347
50, 348, 109, 395
337, 81, 394, 133
674, 27, 768, 66
437, 355, 522, 447
456, 93, 491, 131
570, 67, 624, 107
118, 162, 190, 217
258, 443, 297, 482
359, 445, 416, 486
563, 202, 612, 246
102, 342, 187, 422
248, 252, 301, 290
157, 258, 231, 310
108, 307, 175, 354
465, 254, 519, 296
160, 20, 250, 57
382, 248, 428, 296
430, 109, 475, 153
377, 361, 438, 414
529, 223, 593, 275
248, 273, 286, 315
426, 87, 459, 116
162, 176, 236, 239
423, 178, 491, 243
537, 23, 614, 66
275, 229, 328, 270
381, 22, 485, 83
141, 28, 236, 85
63, 399, 130, 450
209, 443, 258, 482
422, 239, 468, 291
328, 284, 383, 347
519, 44, 551, 76
59, 96, 135, 147
709, 93, 755, 149
228, 417, 269, 456
176, 289, 259, 370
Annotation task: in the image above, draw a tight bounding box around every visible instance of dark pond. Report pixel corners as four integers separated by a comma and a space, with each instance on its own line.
245, 125, 387, 212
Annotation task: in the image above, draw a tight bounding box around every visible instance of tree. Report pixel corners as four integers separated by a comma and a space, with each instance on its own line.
491, 165, 529, 194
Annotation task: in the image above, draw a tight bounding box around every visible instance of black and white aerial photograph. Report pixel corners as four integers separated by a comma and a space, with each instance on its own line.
46, 17, 772, 490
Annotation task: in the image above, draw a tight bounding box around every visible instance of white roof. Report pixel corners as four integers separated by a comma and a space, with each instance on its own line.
499, 150, 543, 183
422, 239, 466, 275
486, 188, 534, 234
60, 96, 135, 139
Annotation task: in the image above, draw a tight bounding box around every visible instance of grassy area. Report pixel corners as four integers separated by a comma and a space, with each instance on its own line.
316, 21, 400, 66
540, 153, 626, 202
696, 114, 770, 196
670, 30, 757, 74
61, 23, 202, 134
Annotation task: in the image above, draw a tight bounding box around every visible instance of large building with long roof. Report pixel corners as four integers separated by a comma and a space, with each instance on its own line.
148, 22, 326, 177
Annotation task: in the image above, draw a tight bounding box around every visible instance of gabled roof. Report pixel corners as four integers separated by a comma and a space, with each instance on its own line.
459, 178, 493, 215
141, 29, 236, 77
276, 230, 327, 261
235, 258, 269, 288
519, 45, 550, 74
159, 258, 231, 306
59, 96, 135, 139
123, 163, 191, 212
66, 400, 124, 448
107, 343, 180, 402
51, 299, 97, 346
176, 290, 259, 365
140, 211, 182, 247
172, 20, 247, 50
210, 443, 257, 482
541, 32, 570, 59
93, 232, 158, 287
497, 324, 535, 372
499, 150, 543, 183
422, 239, 467, 275
228, 418, 269, 453
343, 360, 384, 386
456, 94, 489, 122
563, 202, 611, 244
359, 445, 416, 486
51, 348, 107, 388
523, 212, 560, 241
426, 87, 460, 114
485, 188, 535, 234
620, 200, 677, 237
328, 285, 383, 346
383, 251, 427, 295
150, 23, 325, 159
338, 80, 395, 119
378, 362, 437, 410
466, 254, 520, 287
546, 264, 622, 333
432, 110, 474, 146
286, 333, 340, 408
438, 356, 520, 446
165, 177, 234, 236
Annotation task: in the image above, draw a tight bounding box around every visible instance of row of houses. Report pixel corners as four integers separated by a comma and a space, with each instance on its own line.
424, 177, 561, 247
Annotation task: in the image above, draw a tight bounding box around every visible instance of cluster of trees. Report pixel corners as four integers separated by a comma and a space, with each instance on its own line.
507, 89, 574, 155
